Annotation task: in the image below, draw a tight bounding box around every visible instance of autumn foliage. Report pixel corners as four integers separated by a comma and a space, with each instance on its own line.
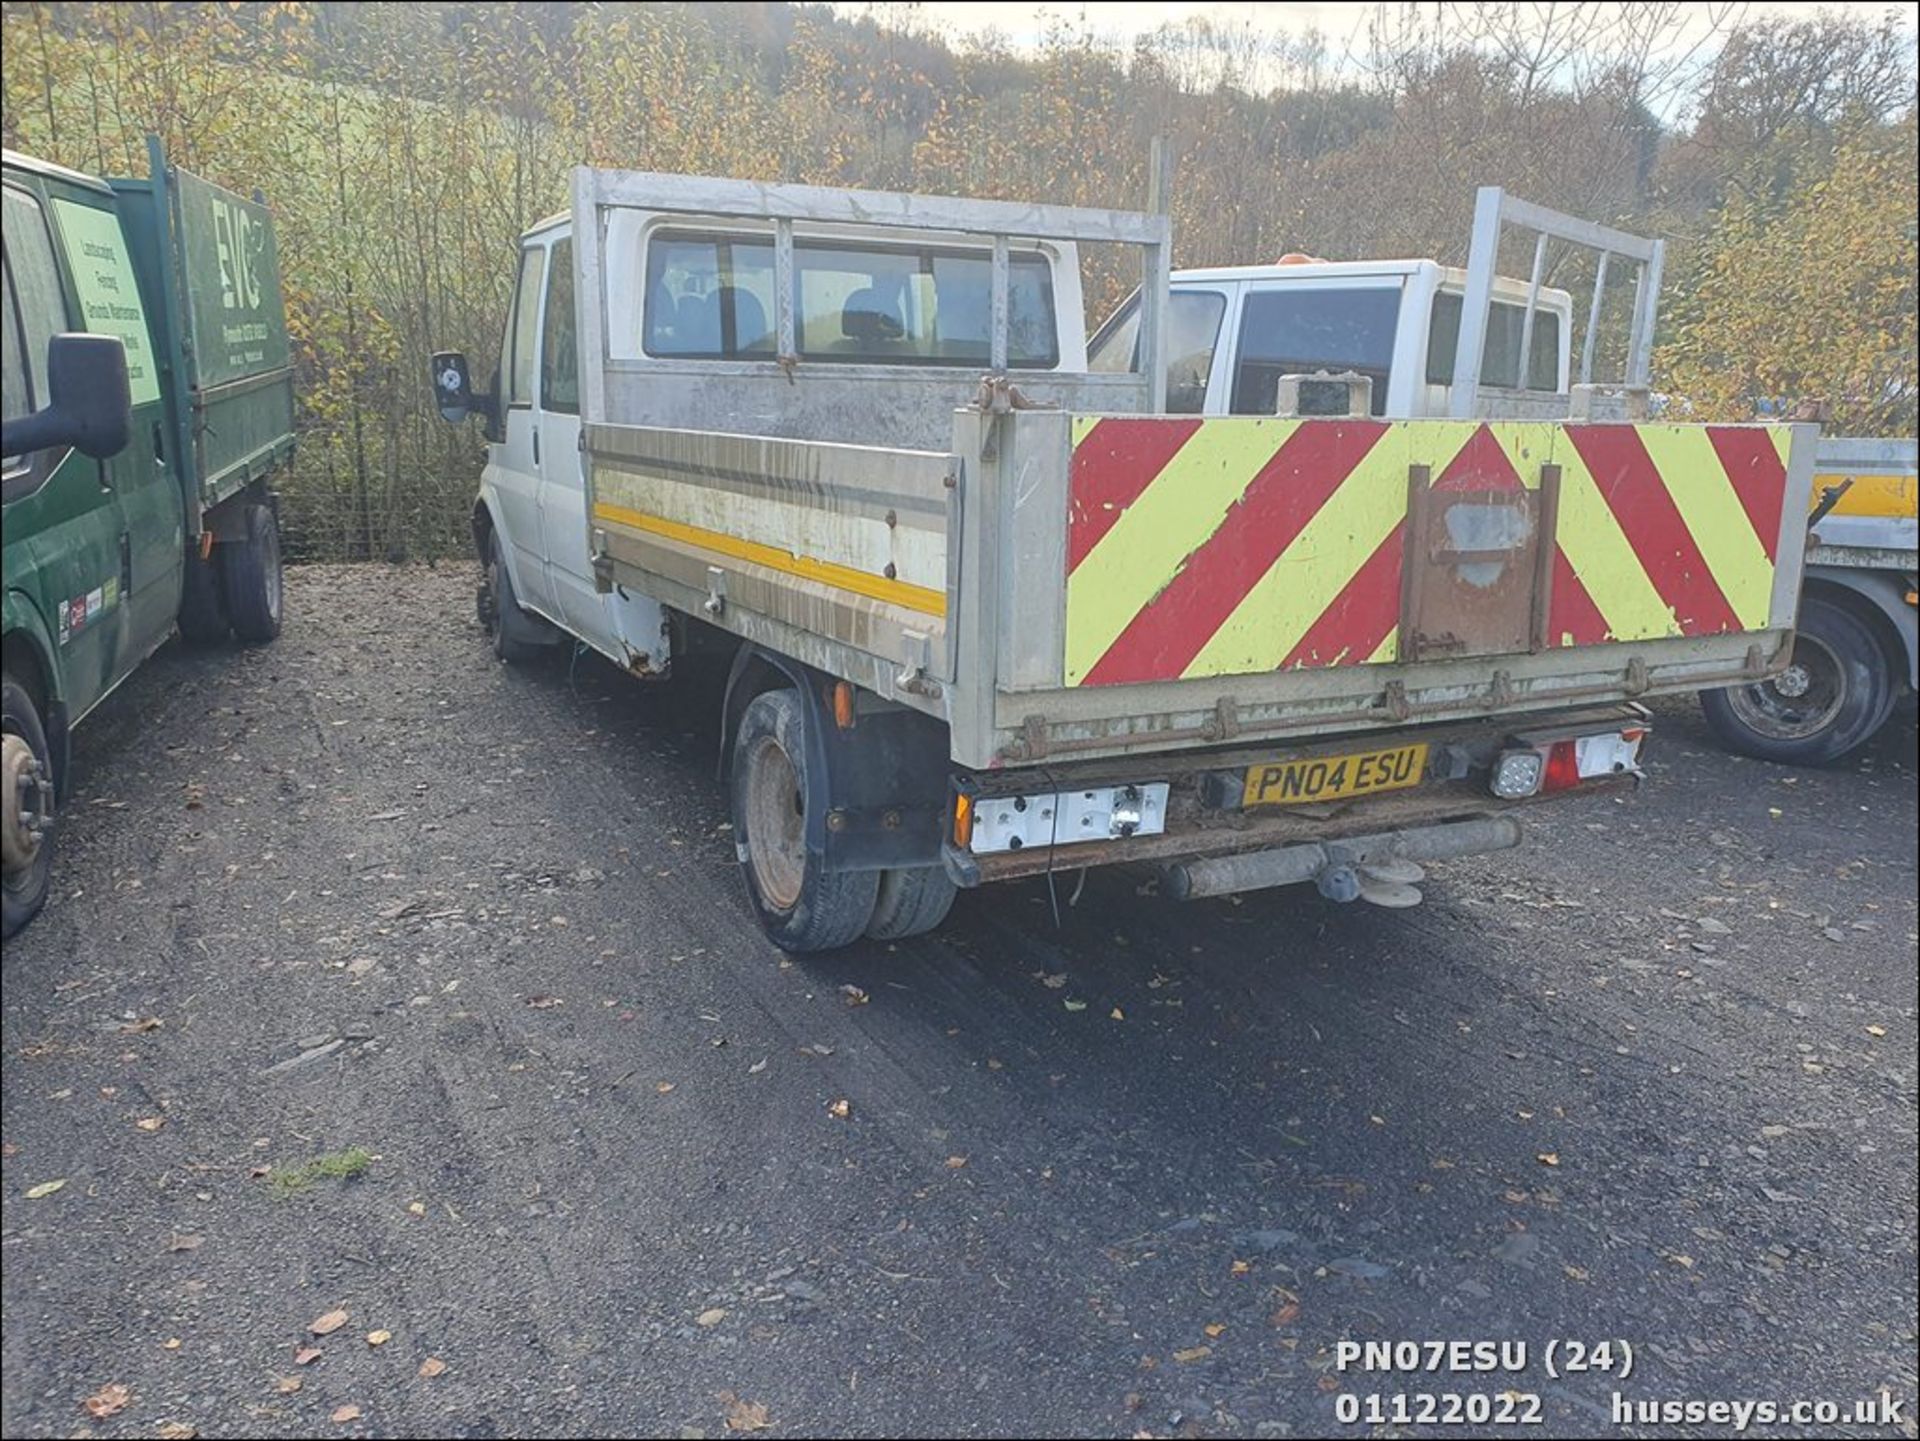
2, 2, 1913, 561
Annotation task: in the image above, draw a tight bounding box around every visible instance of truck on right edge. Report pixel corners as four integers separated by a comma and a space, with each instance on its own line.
1703, 437, 1916, 764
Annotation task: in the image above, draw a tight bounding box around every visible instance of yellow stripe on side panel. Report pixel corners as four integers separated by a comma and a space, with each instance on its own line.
1549, 434, 1676, 642
1816, 469, 1918, 520
592, 502, 947, 617
1634, 425, 1774, 629
1064, 419, 1299, 685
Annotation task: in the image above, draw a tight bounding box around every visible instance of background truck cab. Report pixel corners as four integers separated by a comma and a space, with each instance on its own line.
1, 140, 294, 939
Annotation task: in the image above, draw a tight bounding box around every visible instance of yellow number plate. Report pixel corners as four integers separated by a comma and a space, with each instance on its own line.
1241, 742, 1430, 808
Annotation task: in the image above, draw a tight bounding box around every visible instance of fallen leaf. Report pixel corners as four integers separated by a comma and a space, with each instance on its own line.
748, 1058, 769, 1075
293, 1347, 323, 1365
157, 1424, 197, 1440
121, 1016, 164, 1033
839, 984, 869, 1006
696, 1308, 728, 1327
365, 1329, 391, 1346
1269, 1300, 1300, 1327
309, 1309, 350, 1336
167, 1233, 203, 1252
1668, 1253, 1696, 1269
525, 994, 563, 1009
1230, 1260, 1251, 1276
1172, 1346, 1212, 1364
406, 1201, 426, 1217
1039, 972, 1068, 989
163, 1338, 181, 1350
276, 1376, 303, 1394
945, 1156, 968, 1169
1866, 1024, 1887, 1037
720, 1391, 771, 1432
655, 1082, 676, 1095
1536, 1152, 1560, 1167
1110, 1008, 1125, 1021
1063, 999, 1088, 1012
82, 1384, 131, 1418
1564, 1265, 1590, 1281
827, 1098, 850, 1119
25, 1179, 67, 1199
330, 1403, 361, 1423
417, 1357, 447, 1378
135, 1117, 166, 1132
1203, 1322, 1226, 1338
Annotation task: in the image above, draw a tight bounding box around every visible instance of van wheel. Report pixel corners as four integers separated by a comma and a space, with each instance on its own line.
2, 675, 57, 941
1702, 596, 1892, 765
866, 866, 957, 940
484, 532, 543, 665
220, 502, 283, 643
732, 689, 878, 952
177, 548, 229, 644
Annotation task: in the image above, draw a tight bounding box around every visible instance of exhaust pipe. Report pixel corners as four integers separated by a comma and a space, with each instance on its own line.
1160, 816, 1523, 902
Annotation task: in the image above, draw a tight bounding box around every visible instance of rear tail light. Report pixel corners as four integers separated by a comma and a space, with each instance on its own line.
1541, 738, 1582, 792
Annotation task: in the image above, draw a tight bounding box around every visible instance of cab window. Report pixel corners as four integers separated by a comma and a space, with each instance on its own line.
1088, 290, 1226, 413
3, 184, 72, 488
506, 245, 545, 407
1427, 292, 1561, 392
540, 238, 578, 415
1230, 286, 1400, 415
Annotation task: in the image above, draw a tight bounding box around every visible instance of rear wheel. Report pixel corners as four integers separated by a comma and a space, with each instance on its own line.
219, 502, 283, 643
2, 675, 57, 941
865, 866, 957, 940
731, 689, 877, 952
1702, 596, 1892, 765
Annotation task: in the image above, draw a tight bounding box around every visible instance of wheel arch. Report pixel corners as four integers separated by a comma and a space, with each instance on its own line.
2, 608, 71, 800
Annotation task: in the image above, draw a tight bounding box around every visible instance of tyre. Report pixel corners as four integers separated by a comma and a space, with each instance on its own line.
219, 501, 284, 643
177, 547, 229, 644
1702, 596, 1893, 765
2, 674, 57, 941
484, 532, 545, 665
731, 689, 878, 952
865, 866, 957, 940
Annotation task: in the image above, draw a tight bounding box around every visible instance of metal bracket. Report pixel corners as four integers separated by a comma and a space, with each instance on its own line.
1487, 669, 1516, 709
1019, 713, 1050, 761
1624, 655, 1651, 694
1381, 679, 1412, 721
896, 629, 942, 698
702, 565, 727, 618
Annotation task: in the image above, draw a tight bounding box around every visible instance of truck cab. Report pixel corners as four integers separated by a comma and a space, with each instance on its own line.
2, 141, 294, 938
450, 202, 1089, 676
1089, 258, 1572, 418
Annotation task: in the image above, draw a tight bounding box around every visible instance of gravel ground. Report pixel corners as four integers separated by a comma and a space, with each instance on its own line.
2, 563, 1915, 1440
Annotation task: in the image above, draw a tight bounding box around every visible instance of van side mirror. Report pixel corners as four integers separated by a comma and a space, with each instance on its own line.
432, 350, 498, 431
1, 333, 132, 461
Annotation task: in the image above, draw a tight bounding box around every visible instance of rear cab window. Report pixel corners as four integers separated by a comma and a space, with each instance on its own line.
1427, 292, 1561, 392
1089, 289, 1227, 413
640, 230, 1057, 367
1230, 285, 1401, 415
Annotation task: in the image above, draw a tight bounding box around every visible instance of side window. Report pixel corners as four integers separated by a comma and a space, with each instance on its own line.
1427, 293, 1561, 392
507, 245, 544, 406
1086, 291, 1224, 413
540, 238, 577, 415
1231, 287, 1400, 415
2, 265, 28, 472
6, 186, 70, 403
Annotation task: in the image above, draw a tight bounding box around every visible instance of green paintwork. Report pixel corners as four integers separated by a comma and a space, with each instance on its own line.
2, 139, 292, 742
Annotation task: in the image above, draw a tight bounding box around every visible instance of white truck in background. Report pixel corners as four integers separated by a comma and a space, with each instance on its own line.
429, 169, 1812, 952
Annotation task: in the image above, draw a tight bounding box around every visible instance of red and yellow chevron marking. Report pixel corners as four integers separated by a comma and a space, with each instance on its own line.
1062, 417, 1792, 688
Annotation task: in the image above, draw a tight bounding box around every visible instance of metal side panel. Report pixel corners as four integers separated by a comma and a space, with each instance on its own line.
585, 421, 957, 696
1809, 434, 1918, 557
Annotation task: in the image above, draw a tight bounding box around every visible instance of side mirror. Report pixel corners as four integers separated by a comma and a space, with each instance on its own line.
432, 349, 475, 422
1, 333, 132, 461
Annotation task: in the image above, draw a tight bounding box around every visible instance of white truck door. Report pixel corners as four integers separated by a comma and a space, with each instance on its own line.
532, 234, 609, 651
494, 243, 555, 615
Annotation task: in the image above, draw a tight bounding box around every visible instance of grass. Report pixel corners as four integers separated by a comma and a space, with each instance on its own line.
267, 1146, 374, 1198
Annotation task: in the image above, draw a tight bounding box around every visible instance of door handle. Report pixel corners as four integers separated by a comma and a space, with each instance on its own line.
153, 422, 167, 465
532, 430, 540, 466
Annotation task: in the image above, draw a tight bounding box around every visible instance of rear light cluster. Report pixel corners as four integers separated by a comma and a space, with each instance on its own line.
1491, 726, 1646, 799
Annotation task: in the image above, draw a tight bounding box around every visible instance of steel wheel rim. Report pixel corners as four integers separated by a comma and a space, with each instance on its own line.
744, 734, 806, 911
1, 729, 50, 887
1726, 633, 1846, 741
